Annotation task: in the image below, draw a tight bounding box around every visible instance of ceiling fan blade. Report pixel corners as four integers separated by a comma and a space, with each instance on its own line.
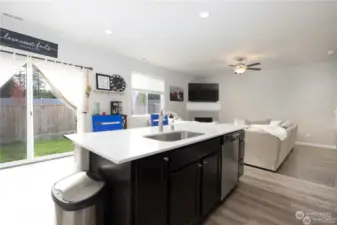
228, 65, 236, 67
246, 63, 261, 67
247, 68, 262, 71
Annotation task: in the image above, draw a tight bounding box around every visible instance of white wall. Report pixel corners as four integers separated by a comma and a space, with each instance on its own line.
201, 61, 337, 146
1, 18, 194, 129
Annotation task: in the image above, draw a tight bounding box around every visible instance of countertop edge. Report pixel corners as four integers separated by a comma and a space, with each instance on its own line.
67, 127, 244, 164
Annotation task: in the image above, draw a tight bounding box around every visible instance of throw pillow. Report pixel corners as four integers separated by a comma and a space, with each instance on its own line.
234, 118, 246, 126
270, 120, 283, 126
280, 120, 294, 129
246, 119, 271, 125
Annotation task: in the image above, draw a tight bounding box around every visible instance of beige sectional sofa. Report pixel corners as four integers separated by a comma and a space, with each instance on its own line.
235, 119, 298, 171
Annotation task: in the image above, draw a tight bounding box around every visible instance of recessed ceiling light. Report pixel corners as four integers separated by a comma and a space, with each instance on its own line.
328, 50, 335, 55
105, 29, 113, 35
199, 12, 210, 19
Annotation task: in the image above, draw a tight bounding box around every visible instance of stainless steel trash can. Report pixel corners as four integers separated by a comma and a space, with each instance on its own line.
52, 172, 105, 225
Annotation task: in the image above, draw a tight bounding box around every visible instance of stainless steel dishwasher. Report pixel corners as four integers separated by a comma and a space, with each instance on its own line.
221, 132, 241, 200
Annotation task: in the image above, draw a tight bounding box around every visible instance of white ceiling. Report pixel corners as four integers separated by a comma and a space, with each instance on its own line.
1, 0, 337, 75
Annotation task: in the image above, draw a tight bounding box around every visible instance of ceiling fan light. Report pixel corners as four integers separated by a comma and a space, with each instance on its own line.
234, 65, 247, 74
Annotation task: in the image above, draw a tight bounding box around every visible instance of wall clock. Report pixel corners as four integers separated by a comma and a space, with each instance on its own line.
110, 74, 126, 92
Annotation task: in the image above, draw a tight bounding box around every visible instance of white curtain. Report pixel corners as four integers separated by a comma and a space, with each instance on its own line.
32, 59, 85, 112
32, 59, 88, 171
0, 53, 28, 87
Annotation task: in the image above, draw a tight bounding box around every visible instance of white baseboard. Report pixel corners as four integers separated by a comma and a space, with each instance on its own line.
295, 142, 337, 150
0, 152, 74, 170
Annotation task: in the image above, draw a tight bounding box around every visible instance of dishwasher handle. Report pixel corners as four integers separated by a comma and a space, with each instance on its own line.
229, 133, 240, 141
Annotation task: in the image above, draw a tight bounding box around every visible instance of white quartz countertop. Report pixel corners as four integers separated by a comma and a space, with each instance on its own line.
65, 122, 244, 164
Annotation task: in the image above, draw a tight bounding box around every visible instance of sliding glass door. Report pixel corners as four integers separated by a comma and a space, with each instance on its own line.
0, 65, 28, 163
0, 61, 75, 167
32, 66, 75, 157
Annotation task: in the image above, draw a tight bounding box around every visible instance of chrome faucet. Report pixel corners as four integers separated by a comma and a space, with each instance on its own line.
158, 110, 180, 132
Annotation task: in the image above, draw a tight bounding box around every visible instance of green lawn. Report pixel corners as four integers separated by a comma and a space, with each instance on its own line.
0, 138, 74, 163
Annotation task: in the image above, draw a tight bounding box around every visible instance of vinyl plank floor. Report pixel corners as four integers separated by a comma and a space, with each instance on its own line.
278, 145, 337, 188
1, 153, 337, 225
204, 166, 337, 225
0, 157, 75, 225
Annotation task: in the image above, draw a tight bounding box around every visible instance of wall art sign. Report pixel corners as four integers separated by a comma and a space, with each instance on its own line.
170, 86, 184, 102
96, 73, 111, 91
0, 28, 58, 58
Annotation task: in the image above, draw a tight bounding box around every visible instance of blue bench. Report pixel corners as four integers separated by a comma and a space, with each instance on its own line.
92, 115, 123, 132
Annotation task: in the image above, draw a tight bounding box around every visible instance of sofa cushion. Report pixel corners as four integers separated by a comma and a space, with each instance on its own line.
280, 120, 294, 129
246, 119, 271, 125
234, 118, 247, 126
270, 120, 283, 126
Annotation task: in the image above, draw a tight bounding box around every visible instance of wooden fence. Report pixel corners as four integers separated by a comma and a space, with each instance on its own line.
0, 104, 76, 143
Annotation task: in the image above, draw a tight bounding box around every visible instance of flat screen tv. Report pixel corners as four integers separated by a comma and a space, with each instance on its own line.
188, 83, 219, 102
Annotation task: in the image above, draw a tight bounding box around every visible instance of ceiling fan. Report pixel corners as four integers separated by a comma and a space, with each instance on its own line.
229, 58, 262, 74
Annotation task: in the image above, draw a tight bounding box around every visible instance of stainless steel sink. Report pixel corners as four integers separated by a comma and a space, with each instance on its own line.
144, 131, 204, 142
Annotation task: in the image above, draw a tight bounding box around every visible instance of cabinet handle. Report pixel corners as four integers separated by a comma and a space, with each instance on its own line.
203, 161, 208, 164
163, 157, 170, 162
197, 163, 203, 168
232, 133, 240, 139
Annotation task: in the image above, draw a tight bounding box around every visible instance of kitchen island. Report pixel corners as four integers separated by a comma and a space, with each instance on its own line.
66, 122, 245, 225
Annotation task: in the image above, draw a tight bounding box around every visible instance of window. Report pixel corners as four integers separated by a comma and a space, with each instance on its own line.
131, 73, 164, 115
131, 90, 163, 115
132, 90, 146, 115
147, 93, 161, 114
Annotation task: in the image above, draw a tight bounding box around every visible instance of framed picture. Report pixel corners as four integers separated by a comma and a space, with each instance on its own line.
170, 86, 184, 102
96, 73, 111, 91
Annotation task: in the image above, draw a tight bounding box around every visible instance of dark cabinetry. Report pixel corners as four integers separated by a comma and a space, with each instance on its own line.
170, 163, 200, 225
90, 132, 244, 225
169, 151, 221, 225
169, 139, 222, 225
134, 153, 169, 225
169, 138, 222, 172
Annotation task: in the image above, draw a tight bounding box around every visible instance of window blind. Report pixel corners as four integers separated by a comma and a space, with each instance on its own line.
131, 73, 165, 93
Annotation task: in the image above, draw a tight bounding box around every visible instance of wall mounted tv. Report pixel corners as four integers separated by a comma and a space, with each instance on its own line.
188, 83, 219, 102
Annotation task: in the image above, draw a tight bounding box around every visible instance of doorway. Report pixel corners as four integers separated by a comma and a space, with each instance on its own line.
0, 60, 76, 168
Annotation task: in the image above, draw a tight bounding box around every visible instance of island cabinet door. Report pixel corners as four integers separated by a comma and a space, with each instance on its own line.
201, 152, 221, 216
169, 163, 200, 225
133, 153, 170, 225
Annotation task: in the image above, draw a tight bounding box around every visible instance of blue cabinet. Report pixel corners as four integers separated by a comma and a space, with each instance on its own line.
150, 114, 168, 127
92, 115, 123, 132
